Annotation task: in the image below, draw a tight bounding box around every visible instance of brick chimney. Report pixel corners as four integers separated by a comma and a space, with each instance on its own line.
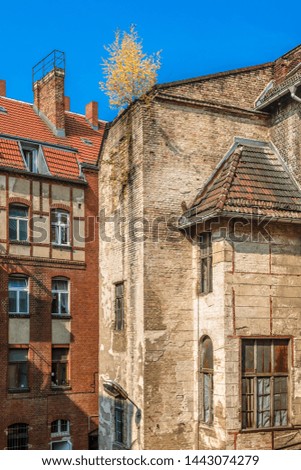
64, 96, 70, 112
85, 101, 98, 130
0, 80, 6, 96
33, 51, 66, 137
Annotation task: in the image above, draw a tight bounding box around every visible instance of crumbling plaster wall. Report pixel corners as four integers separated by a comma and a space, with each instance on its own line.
141, 97, 269, 449
222, 222, 301, 450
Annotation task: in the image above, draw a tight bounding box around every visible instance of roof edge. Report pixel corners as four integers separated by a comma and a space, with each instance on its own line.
156, 62, 274, 90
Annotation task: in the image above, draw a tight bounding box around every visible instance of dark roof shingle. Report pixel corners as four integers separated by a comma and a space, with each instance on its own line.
181, 141, 301, 225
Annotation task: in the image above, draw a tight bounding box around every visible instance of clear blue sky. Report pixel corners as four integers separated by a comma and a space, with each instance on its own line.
1, 0, 300, 122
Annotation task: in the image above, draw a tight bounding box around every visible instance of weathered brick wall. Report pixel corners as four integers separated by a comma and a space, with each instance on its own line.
140, 99, 269, 449
274, 45, 301, 84
98, 104, 145, 449
269, 98, 301, 183
221, 222, 301, 450
159, 65, 273, 109
0, 170, 99, 450
98, 49, 301, 450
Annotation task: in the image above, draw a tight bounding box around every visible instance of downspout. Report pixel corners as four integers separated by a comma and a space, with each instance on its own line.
289, 85, 301, 104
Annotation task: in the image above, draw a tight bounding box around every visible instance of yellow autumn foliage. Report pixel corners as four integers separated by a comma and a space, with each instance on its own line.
100, 25, 161, 109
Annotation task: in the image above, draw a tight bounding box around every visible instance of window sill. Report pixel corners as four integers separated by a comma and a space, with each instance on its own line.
51, 314, 72, 320
9, 240, 31, 246
8, 388, 30, 394
52, 244, 72, 251
9, 313, 30, 318
51, 385, 72, 391
241, 425, 293, 433
199, 422, 214, 429
199, 290, 213, 297
113, 442, 128, 450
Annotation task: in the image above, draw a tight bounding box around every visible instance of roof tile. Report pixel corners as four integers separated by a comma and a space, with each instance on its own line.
182, 142, 301, 224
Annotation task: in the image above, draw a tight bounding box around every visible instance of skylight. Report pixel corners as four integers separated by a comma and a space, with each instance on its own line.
81, 138, 93, 146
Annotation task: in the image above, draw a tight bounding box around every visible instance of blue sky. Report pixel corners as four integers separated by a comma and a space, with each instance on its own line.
1, 0, 300, 122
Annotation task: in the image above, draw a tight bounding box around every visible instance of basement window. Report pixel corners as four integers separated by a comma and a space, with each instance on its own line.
242, 339, 289, 429
7, 423, 29, 450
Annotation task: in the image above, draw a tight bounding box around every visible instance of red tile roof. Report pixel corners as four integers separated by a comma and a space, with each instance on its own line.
181, 141, 301, 225
0, 96, 106, 180
42, 146, 79, 179
0, 138, 24, 169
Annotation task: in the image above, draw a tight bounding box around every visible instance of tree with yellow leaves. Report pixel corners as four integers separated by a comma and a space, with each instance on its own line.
100, 25, 161, 110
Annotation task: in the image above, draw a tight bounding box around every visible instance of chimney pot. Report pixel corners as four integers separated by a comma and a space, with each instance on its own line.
0, 80, 6, 97
85, 101, 98, 130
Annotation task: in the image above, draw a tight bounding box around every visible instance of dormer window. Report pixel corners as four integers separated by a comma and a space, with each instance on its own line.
23, 148, 38, 173
20, 142, 49, 175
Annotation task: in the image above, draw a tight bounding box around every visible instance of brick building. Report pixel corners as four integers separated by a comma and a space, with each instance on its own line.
0, 51, 104, 449
98, 44, 301, 450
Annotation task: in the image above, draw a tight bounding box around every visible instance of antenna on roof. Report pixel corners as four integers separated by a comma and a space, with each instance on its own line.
32, 50, 65, 88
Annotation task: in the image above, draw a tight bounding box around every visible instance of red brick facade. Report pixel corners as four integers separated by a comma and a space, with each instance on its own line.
0, 52, 102, 450
0, 170, 99, 450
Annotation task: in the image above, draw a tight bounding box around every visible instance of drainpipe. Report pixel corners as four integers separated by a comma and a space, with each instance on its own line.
289, 85, 301, 104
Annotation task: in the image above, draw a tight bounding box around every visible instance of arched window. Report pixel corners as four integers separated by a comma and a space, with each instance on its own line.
51, 209, 70, 246
7, 423, 29, 450
51, 419, 70, 436
200, 336, 213, 424
9, 204, 28, 242
50, 419, 71, 450
52, 278, 69, 315
8, 276, 29, 314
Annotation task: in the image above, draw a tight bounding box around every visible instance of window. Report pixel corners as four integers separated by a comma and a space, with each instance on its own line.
200, 336, 213, 424
51, 440, 72, 450
8, 349, 29, 391
7, 423, 29, 450
115, 282, 124, 330
23, 147, 38, 173
52, 279, 69, 315
9, 277, 29, 314
114, 398, 125, 444
9, 205, 28, 242
21, 143, 49, 175
199, 232, 212, 294
242, 339, 289, 429
51, 348, 69, 387
51, 210, 70, 246
51, 420, 70, 436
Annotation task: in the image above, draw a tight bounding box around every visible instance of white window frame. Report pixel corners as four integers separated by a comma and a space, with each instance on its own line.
51, 210, 70, 246
9, 205, 29, 242
8, 277, 29, 314
51, 419, 70, 437
52, 279, 70, 316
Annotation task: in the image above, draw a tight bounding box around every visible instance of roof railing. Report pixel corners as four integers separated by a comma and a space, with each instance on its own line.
32, 50, 65, 88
